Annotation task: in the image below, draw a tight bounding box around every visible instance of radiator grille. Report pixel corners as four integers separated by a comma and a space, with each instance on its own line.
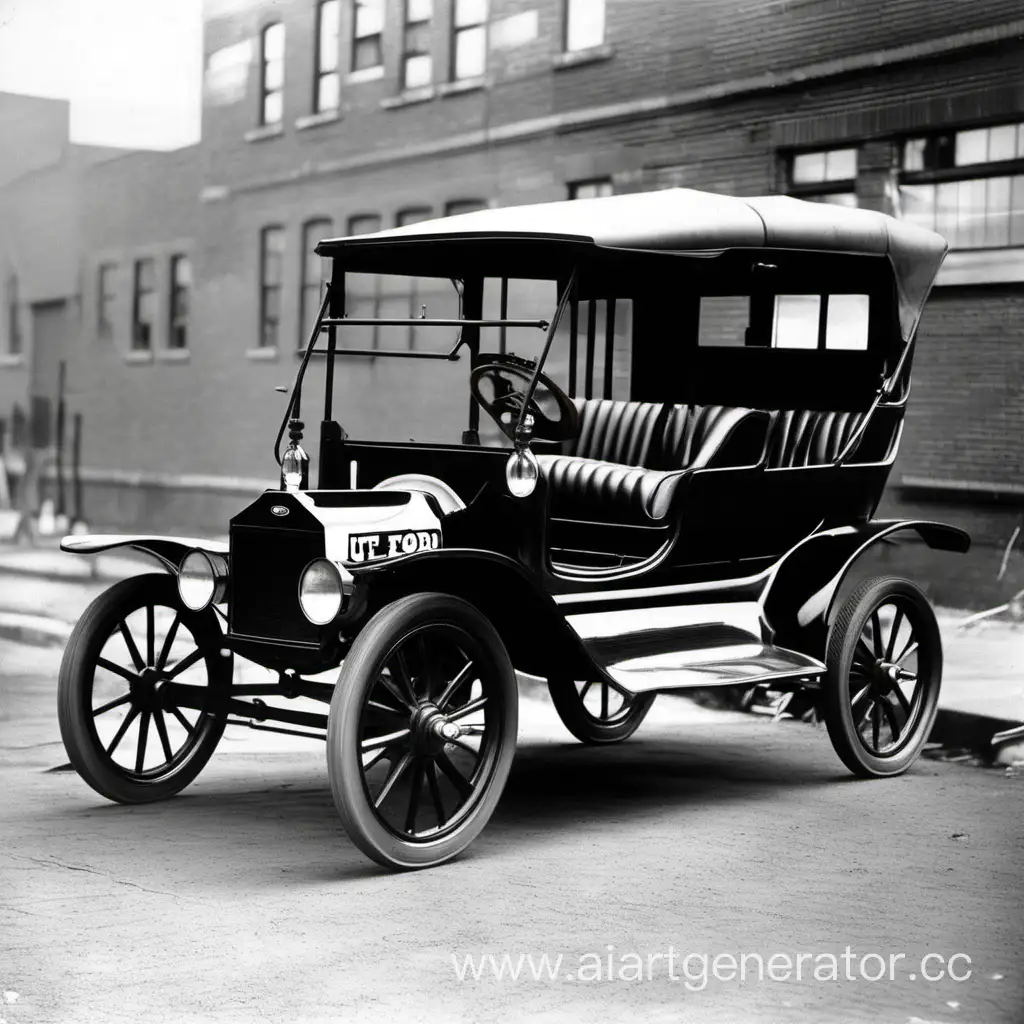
229, 525, 324, 645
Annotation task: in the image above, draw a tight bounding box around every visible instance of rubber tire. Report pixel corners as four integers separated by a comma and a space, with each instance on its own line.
58, 574, 230, 804
547, 678, 655, 745
327, 593, 518, 871
822, 576, 942, 778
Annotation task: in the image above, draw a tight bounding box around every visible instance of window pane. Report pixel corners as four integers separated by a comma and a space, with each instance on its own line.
988, 124, 1017, 163
172, 255, 192, 288
825, 148, 857, 181
570, 179, 612, 199
698, 296, 750, 347
397, 207, 432, 226
826, 294, 869, 351
349, 214, 382, 235
956, 178, 987, 248
407, 0, 432, 21
264, 57, 284, 91
1011, 176, 1024, 246
934, 181, 958, 244
566, 0, 604, 51
355, 0, 384, 37
317, 71, 339, 111
403, 53, 432, 89
445, 199, 486, 216
899, 183, 935, 231
772, 295, 820, 349
263, 89, 282, 124
454, 25, 486, 78
903, 137, 927, 172
955, 128, 988, 167
984, 176, 1011, 247
263, 22, 284, 59
454, 0, 487, 28
137, 259, 155, 291
353, 35, 382, 70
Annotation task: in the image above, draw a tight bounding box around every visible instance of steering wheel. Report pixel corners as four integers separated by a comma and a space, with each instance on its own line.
470, 358, 579, 443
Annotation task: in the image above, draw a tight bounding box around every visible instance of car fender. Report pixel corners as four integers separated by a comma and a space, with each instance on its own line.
760, 519, 970, 658
60, 534, 228, 574
349, 547, 596, 680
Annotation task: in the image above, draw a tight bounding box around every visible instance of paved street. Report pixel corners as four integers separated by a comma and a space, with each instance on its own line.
1, 569, 1023, 1024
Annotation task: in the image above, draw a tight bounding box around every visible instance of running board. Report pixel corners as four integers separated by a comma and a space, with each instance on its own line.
566, 602, 826, 695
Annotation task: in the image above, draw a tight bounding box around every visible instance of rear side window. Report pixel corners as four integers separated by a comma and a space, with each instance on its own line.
697, 296, 750, 347
825, 294, 870, 350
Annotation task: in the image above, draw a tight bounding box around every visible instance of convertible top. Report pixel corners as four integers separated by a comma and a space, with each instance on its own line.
317, 188, 947, 341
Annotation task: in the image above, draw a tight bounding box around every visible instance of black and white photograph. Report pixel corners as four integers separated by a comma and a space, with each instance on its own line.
0, 0, 1022, 1021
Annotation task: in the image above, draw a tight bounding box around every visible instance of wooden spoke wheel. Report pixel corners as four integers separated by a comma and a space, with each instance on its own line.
822, 576, 942, 778
547, 677, 655, 744
327, 594, 518, 871
58, 574, 232, 803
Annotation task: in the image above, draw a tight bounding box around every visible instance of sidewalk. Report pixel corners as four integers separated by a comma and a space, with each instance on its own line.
0, 539, 1020, 757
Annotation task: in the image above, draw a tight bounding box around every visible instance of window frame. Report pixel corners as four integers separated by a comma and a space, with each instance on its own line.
131, 258, 156, 352
450, 0, 487, 82
785, 147, 859, 206
314, 0, 341, 113
352, 0, 385, 75
564, 0, 605, 53
444, 198, 487, 217
568, 177, 613, 200
898, 121, 1024, 250
259, 226, 285, 350
300, 218, 333, 349
168, 255, 191, 351
402, 0, 433, 91
260, 22, 285, 126
5, 274, 21, 356
97, 263, 116, 341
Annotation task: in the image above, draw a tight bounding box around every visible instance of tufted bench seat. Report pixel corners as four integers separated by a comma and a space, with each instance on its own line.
765, 409, 867, 468
538, 399, 768, 523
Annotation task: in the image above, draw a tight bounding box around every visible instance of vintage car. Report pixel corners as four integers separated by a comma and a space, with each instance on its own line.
57, 189, 969, 870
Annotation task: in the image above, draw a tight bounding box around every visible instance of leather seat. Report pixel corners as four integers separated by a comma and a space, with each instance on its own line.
766, 410, 865, 468
539, 400, 767, 522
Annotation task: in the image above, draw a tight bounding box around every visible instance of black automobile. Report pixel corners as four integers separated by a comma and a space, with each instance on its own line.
58, 188, 967, 870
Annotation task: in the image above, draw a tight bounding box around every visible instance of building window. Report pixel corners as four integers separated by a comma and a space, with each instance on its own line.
402, 0, 433, 90
345, 214, 383, 349
97, 264, 116, 341
352, 0, 384, 73
260, 22, 285, 125
301, 219, 333, 346
132, 259, 156, 351
5, 274, 21, 356
444, 198, 487, 216
259, 227, 285, 349
169, 255, 191, 350
451, 0, 487, 81
900, 122, 1024, 249
787, 147, 858, 207
568, 178, 612, 200
315, 1, 341, 112
565, 0, 604, 52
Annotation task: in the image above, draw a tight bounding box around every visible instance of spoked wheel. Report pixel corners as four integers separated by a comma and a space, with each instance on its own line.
822, 576, 942, 778
547, 677, 655, 744
58, 573, 232, 803
327, 593, 517, 871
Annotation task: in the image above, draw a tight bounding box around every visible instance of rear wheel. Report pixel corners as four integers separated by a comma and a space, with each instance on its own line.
548, 677, 655, 744
327, 594, 518, 870
822, 576, 941, 778
57, 574, 232, 803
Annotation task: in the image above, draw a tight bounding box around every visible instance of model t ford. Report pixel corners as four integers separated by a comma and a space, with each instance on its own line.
57, 189, 968, 870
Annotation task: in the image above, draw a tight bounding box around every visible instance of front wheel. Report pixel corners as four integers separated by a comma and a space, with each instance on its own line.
57, 573, 232, 803
327, 594, 518, 870
822, 576, 942, 778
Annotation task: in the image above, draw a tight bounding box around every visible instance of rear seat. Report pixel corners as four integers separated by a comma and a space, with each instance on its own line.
539, 400, 869, 524
765, 409, 867, 468
538, 399, 767, 523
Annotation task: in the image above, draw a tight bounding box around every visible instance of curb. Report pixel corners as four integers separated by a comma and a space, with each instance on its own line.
0, 612, 74, 649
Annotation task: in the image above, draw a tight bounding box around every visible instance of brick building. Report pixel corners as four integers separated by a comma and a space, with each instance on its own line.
0, 0, 1022, 600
